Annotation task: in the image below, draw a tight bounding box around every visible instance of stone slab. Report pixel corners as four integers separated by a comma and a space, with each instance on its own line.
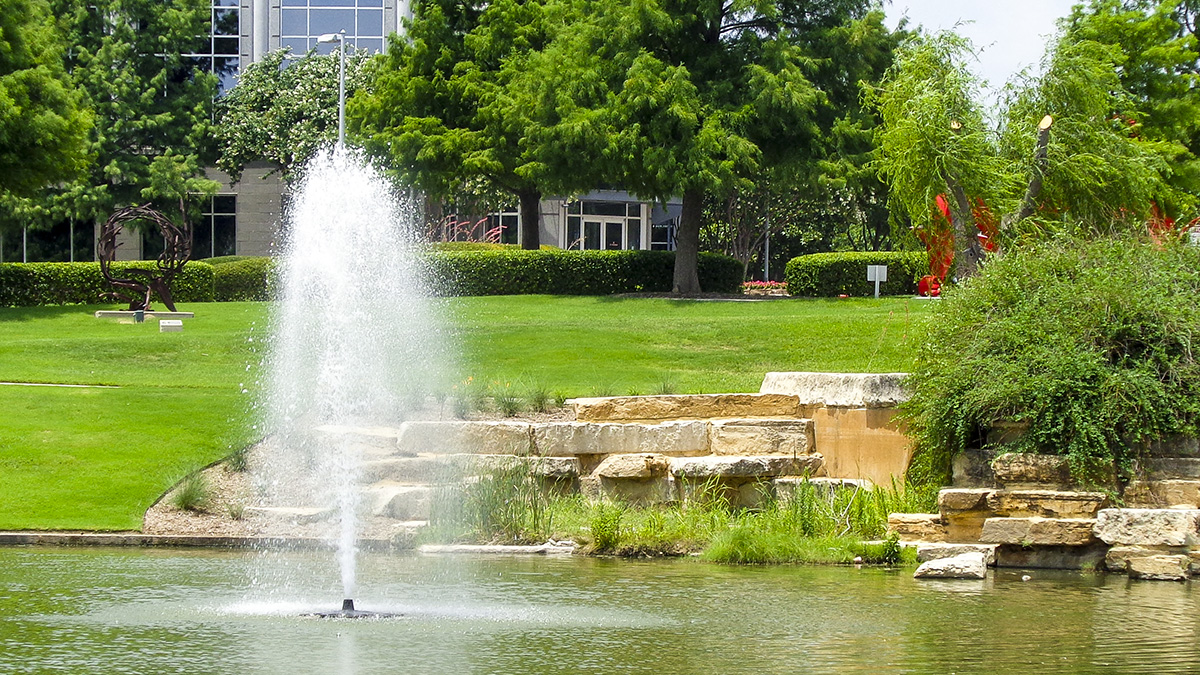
1122, 480, 1200, 508
1094, 508, 1200, 547
243, 506, 333, 523
1128, 555, 1190, 581
532, 421, 709, 457
993, 543, 1108, 570
708, 418, 815, 456
938, 488, 994, 517
916, 543, 997, 566
985, 490, 1110, 518
670, 454, 824, 481
395, 421, 532, 456
1103, 545, 1189, 573
991, 453, 1072, 488
597, 475, 676, 505
594, 453, 670, 479
363, 484, 433, 520
1137, 457, 1200, 479
570, 394, 803, 422
888, 513, 948, 543
759, 372, 908, 408
979, 517, 1097, 547
913, 551, 986, 579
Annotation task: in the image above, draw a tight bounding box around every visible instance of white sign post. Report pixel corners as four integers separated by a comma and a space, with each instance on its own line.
866, 265, 888, 299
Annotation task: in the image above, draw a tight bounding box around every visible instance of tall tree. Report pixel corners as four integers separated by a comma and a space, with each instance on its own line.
215, 48, 375, 182
1, 0, 217, 235
0, 0, 91, 197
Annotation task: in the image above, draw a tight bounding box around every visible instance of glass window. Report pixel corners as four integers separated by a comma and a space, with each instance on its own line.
626, 220, 641, 250
214, 36, 239, 55
651, 222, 674, 251
281, 9, 307, 35
604, 222, 622, 250
282, 37, 309, 54
566, 217, 581, 250
567, 201, 581, 215
500, 214, 519, 245
584, 221, 601, 250
582, 201, 626, 217
214, 8, 238, 35
357, 9, 382, 34
214, 215, 237, 256
627, 203, 640, 217
310, 8, 355, 34
356, 38, 383, 52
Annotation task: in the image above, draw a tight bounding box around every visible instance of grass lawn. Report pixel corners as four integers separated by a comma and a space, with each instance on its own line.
0, 296, 931, 530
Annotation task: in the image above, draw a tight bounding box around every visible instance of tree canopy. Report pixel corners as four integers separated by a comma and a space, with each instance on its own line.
215, 47, 375, 183
0, 0, 92, 198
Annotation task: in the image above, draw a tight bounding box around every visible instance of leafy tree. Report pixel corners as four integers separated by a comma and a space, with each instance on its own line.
215, 47, 375, 182
0, 0, 91, 197
1, 0, 217, 236
870, 27, 1185, 280
352, 0, 602, 249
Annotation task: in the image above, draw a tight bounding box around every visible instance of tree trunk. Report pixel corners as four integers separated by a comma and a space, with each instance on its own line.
1011, 115, 1054, 225
673, 187, 704, 294
518, 188, 541, 250
944, 173, 982, 279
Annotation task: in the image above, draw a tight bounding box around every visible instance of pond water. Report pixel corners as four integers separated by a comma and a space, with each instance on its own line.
1, 547, 1198, 674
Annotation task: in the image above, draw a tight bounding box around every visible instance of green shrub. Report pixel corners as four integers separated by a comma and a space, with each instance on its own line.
201, 255, 257, 266
589, 502, 625, 552
901, 236, 1200, 486
426, 250, 744, 295
0, 261, 215, 306
214, 256, 275, 301
171, 474, 211, 512
784, 251, 928, 297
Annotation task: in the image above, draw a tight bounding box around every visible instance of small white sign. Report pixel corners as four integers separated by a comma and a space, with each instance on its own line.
1191, 230, 1200, 247
866, 265, 888, 282
159, 320, 183, 333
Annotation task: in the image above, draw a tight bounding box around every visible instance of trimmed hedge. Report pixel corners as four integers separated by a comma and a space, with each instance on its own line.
214, 256, 274, 301
0, 261, 215, 307
784, 251, 929, 297
425, 250, 744, 295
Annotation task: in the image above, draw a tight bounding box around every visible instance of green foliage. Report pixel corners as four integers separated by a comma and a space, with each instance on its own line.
589, 502, 625, 552
428, 460, 552, 544
901, 236, 1200, 486
170, 473, 211, 512
215, 47, 375, 182
784, 251, 927, 296
213, 257, 274, 302
0, 261, 215, 306
2, 0, 218, 232
0, 0, 92, 197
429, 250, 744, 295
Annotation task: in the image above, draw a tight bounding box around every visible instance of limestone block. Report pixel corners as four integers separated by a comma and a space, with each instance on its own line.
979, 517, 1097, 546
395, 421, 532, 456
708, 419, 815, 456
952, 450, 996, 488
985, 490, 1110, 518
570, 394, 802, 422
1128, 555, 1190, 581
1094, 508, 1200, 546
313, 425, 403, 451
364, 484, 433, 520
917, 543, 997, 566
670, 454, 824, 481
991, 453, 1072, 488
759, 372, 909, 408
1122, 480, 1200, 508
360, 455, 464, 483
532, 421, 709, 458
888, 513, 948, 543
1147, 435, 1200, 457
597, 476, 675, 505
913, 551, 986, 579
1137, 457, 1200, 479
472, 455, 581, 480
1103, 545, 1187, 573
938, 488, 994, 517
594, 453, 670, 479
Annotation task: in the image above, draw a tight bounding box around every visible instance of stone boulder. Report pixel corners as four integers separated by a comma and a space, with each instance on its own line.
888, 513, 948, 543
1093, 508, 1200, 547
708, 419, 815, 456
759, 372, 908, 408
913, 551, 987, 579
916, 543, 997, 566
1128, 555, 1190, 581
979, 517, 1097, 547
594, 453, 670, 479
991, 453, 1072, 488
570, 393, 802, 422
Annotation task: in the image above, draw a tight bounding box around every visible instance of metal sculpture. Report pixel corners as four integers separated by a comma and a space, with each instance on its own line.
97, 202, 191, 312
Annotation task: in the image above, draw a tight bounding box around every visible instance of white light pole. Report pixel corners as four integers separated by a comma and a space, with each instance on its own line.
317, 31, 346, 147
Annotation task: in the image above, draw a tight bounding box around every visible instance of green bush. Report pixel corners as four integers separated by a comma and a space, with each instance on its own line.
427, 250, 744, 295
0, 261, 215, 306
784, 251, 928, 297
901, 236, 1200, 486
201, 255, 257, 266
214, 256, 275, 301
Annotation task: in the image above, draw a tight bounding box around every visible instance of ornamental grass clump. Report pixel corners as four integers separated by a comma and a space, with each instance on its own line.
902, 235, 1200, 486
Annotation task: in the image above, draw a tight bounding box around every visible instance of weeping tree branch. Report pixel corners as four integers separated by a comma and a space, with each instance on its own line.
1011, 115, 1054, 224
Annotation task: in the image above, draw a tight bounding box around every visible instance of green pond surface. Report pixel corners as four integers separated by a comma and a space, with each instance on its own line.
1, 547, 1198, 674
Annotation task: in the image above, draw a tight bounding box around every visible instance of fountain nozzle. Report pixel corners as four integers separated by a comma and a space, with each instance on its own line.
341, 598, 355, 612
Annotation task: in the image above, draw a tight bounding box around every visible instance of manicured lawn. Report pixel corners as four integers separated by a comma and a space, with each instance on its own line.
0, 296, 931, 530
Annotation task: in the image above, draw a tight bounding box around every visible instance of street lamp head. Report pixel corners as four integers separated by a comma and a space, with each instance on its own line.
316, 32, 344, 44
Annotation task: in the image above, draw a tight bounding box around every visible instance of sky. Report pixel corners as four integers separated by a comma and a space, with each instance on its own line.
883, 0, 1081, 93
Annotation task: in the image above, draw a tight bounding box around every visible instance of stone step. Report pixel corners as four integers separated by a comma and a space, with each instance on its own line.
395, 421, 533, 456
916, 542, 997, 566
361, 454, 581, 484
362, 483, 434, 520
991, 453, 1072, 489
979, 517, 1097, 547
1094, 508, 1200, 547
570, 393, 804, 422
1122, 480, 1200, 508
937, 488, 1109, 520
708, 419, 815, 456
669, 454, 825, 480
243, 506, 334, 523
1128, 555, 1191, 581
1104, 545, 1200, 574
758, 372, 908, 408
534, 421, 711, 457
887, 513, 948, 543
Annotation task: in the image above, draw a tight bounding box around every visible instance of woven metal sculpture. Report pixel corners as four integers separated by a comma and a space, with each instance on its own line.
97, 203, 192, 312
